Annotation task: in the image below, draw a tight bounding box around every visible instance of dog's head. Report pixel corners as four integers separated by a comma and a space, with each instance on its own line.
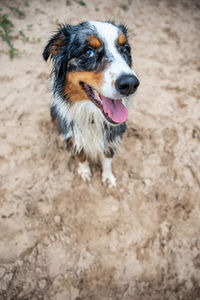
43, 21, 139, 125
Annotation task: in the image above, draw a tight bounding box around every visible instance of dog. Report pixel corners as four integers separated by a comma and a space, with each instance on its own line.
43, 20, 139, 187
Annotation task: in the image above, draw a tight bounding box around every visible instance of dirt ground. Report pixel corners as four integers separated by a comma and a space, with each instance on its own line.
0, 0, 200, 299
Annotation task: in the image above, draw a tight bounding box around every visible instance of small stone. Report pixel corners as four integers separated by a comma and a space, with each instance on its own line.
0, 272, 13, 291
0, 279, 7, 291
43, 236, 51, 245
54, 215, 61, 223
144, 178, 151, 186
0, 267, 6, 279
28, 254, 36, 264
17, 259, 24, 266
49, 235, 56, 242
3, 272, 13, 283
38, 278, 47, 289
36, 267, 42, 273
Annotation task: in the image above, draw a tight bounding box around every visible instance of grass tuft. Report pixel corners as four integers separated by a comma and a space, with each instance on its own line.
8, 6, 25, 19
66, 0, 71, 6
0, 13, 18, 59
120, 4, 128, 11
77, 0, 86, 6
19, 30, 29, 42
27, 24, 33, 30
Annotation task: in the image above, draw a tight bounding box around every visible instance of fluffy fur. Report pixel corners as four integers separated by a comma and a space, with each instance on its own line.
43, 20, 139, 187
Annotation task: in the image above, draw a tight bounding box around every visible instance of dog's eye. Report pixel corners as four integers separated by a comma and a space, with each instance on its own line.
85, 49, 95, 58
122, 46, 130, 55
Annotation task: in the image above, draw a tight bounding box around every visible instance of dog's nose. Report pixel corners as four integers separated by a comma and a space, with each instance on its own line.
115, 74, 140, 96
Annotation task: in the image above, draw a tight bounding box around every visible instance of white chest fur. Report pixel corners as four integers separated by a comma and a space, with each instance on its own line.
52, 96, 113, 160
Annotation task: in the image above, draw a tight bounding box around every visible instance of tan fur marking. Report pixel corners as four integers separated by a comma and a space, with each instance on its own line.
66, 138, 73, 150
50, 35, 63, 56
52, 118, 61, 132
64, 71, 104, 102
118, 34, 126, 45
77, 149, 86, 163
88, 36, 101, 48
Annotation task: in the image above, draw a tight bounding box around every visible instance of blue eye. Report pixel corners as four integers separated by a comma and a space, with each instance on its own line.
85, 49, 95, 57
122, 46, 129, 55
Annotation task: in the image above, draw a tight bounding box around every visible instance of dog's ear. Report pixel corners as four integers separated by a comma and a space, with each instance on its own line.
43, 26, 70, 61
118, 23, 128, 37
43, 32, 63, 61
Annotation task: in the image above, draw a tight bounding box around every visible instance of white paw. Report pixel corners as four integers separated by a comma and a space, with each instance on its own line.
77, 161, 91, 182
102, 172, 116, 188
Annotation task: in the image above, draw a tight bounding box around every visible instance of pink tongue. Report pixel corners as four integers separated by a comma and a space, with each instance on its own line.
101, 95, 128, 123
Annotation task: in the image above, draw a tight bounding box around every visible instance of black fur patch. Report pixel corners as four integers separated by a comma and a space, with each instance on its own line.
51, 105, 74, 137
104, 147, 115, 158
104, 122, 127, 143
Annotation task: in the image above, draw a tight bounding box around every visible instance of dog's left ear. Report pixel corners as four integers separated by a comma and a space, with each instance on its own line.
118, 23, 128, 37
43, 26, 70, 61
43, 32, 63, 61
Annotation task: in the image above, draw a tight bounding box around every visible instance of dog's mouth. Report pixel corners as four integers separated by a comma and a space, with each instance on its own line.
80, 82, 128, 124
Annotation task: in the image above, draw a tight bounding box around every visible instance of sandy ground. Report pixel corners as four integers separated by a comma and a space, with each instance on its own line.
0, 0, 200, 299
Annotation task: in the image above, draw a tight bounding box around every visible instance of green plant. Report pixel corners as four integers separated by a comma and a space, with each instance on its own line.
0, 13, 18, 59
27, 24, 33, 30
66, 0, 71, 5
120, 4, 128, 11
19, 30, 29, 42
8, 6, 25, 19
77, 0, 86, 6
32, 36, 41, 43
23, 0, 30, 7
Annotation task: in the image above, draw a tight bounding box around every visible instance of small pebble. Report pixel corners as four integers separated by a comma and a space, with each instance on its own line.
38, 278, 47, 289
0, 280, 7, 291
54, 215, 61, 223
3, 272, 13, 283
36, 267, 42, 273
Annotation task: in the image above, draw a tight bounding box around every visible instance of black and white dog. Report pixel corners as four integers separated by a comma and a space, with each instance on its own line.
43, 21, 139, 187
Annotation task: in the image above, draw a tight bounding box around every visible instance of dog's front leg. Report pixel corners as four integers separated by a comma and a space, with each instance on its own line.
101, 155, 116, 188
77, 150, 91, 182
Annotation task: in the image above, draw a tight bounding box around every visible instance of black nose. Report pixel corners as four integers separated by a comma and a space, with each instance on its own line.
115, 74, 140, 96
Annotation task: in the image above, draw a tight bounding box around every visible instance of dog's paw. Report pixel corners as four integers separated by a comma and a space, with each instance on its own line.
102, 172, 116, 188
77, 161, 91, 182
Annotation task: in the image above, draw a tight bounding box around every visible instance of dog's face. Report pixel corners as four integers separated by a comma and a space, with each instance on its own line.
43, 21, 139, 124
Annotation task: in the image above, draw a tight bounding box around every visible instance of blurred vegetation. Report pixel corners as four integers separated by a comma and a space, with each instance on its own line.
120, 0, 133, 11
8, 5, 25, 19
66, 0, 71, 5
66, 0, 86, 6
0, 4, 41, 59
77, 0, 86, 6
0, 12, 19, 59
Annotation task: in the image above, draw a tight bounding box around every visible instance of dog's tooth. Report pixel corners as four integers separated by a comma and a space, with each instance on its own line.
94, 89, 99, 99
98, 93, 102, 102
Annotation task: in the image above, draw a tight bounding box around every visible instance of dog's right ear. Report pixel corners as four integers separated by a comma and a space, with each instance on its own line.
43, 26, 70, 61
43, 32, 63, 61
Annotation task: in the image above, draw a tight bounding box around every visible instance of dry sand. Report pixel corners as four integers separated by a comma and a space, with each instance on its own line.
0, 0, 200, 299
